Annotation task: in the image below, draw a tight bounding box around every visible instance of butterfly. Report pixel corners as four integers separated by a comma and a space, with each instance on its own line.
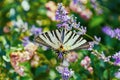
34, 29, 90, 59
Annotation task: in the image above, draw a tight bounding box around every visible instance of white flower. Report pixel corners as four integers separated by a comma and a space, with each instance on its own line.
21, 0, 30, 11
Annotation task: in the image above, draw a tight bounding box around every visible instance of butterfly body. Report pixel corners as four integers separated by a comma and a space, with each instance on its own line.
58, 45, 64, 52
35, 29, 90, 58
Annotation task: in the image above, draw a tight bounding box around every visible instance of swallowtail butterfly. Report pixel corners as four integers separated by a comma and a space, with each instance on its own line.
35, 29, 90, 59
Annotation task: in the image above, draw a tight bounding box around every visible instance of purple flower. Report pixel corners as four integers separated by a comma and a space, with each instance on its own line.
61, 67, 72, 80
57, 22, 69, 29
88, 42, 94, 50
102, 26, 120, 40
30, 25, 42, 35
57, 52, 63, 59
56, 59, 73, 80
102, 26, 115, 38
56, 3, 87, 35
112, 51, 120, 65
22, 37, 30, 46
77, 26, 87, 35
94, 36, 101, 44
56, 66, 74, 80
114, 28, 120, 40
115, 70, 120, 79
100, 52, 111, 62
90, 0, 103, 15
56, 3, 69, 22
87, 36, 101, 50
55, 3, 71, 29
73, 0, 78, 4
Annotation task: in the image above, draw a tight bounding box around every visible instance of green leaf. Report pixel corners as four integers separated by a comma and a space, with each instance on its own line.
89, 16, 104, 27
35, 65, 48, 77
103, 70, 108, 79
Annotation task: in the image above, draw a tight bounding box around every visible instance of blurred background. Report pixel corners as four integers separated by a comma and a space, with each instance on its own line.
0, 0, 120, 80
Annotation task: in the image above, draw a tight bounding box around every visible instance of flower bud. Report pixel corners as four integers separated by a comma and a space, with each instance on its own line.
66, 52, 78, 62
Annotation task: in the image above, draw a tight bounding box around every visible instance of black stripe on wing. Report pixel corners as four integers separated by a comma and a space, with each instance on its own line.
66, 42, 90, 51
72, 36, 82, 46
70, 42, 90, 51
45, 32, 53, 43
61, 29, 65, 43
35, 29, 63, 50
34, 30, 56, 47
63, 31, 74, 44
73, 33, 77, 38
34, 35, 51, 47
41, 33, 47, 39
54, 30, 61, 42
50, 31, 54, 36
62, 29, 90, 51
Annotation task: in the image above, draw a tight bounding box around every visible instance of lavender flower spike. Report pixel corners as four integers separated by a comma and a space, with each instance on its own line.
79, 26, 87, 35
30, 25, 42, 35
94, 36, 101, 45
55, 3, 71, 29
56, 66, 74, 80
73, 0, 78, 4
56, 59, 74, 80
114, 28, 120, 40
22, 37, 30, 46
56, 3, 87, 34
87, 36, 101, 50
102, 26, 120, 40
115, 70, 120, 79
102, 26, 115, 38
56, 3, 69, 22
100, 52, 111, 62
62, 67, 74, 80
112, 51, 120, 66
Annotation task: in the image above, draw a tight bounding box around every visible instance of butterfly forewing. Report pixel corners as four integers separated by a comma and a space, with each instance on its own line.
63, 30, 73, 43
54, 29, 61, 42
35, 35, 50, 47
35, 30, 62, 49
